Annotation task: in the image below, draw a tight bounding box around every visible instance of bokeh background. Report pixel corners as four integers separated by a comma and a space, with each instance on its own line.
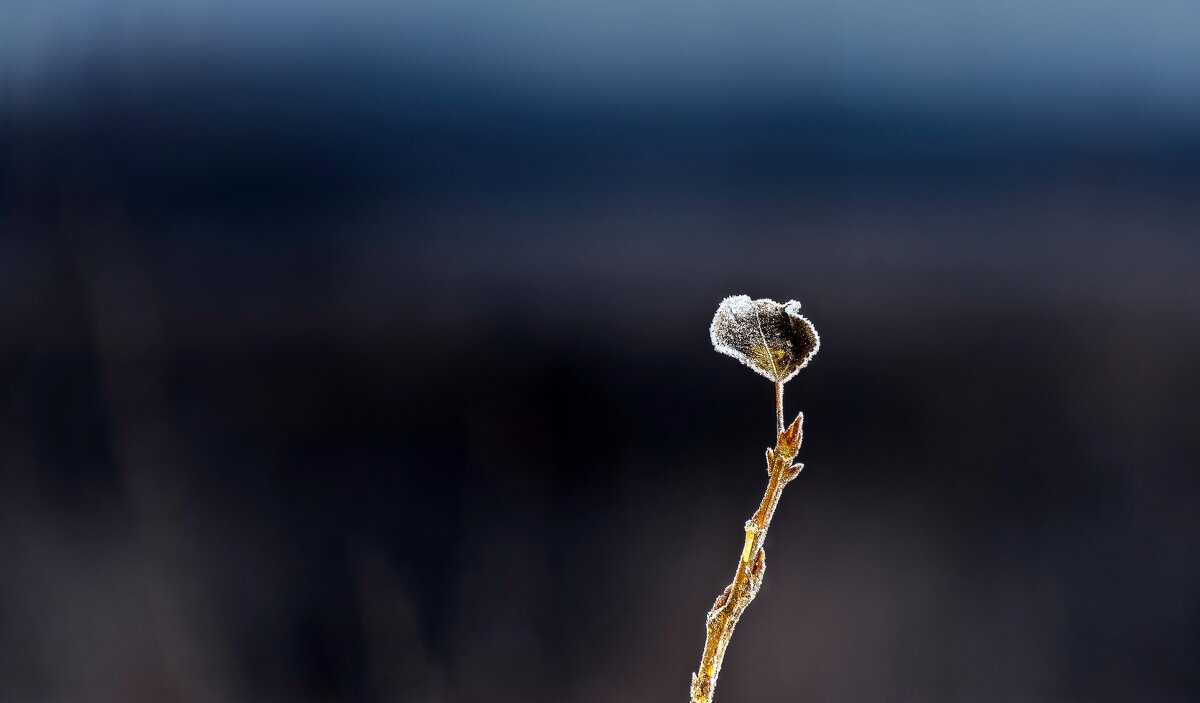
2, 2, 1199, 702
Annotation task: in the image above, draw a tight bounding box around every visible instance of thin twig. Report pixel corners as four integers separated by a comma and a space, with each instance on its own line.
775, 381, 784, 438
690, 403, 805, 703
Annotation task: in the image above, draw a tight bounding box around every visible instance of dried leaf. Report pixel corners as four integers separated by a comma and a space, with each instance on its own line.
709, 295, 819, 383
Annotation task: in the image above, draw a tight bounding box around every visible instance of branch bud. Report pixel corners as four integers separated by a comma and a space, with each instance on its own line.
777, 412, 804, 460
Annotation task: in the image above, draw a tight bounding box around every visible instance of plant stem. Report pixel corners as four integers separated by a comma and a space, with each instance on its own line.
690, 406, 804, 703
775, 381, 784, 438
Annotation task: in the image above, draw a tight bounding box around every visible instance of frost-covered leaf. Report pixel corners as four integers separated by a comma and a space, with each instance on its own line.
709, 295, 819, 383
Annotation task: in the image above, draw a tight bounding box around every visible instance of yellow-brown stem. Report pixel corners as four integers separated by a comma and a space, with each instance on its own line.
690, 411, 804, 703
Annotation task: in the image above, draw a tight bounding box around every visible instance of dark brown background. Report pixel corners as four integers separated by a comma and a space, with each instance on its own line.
2, 4, 1199, 702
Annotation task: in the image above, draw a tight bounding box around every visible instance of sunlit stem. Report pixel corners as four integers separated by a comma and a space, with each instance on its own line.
775, 381, 784, 438
690, 398, 803, 703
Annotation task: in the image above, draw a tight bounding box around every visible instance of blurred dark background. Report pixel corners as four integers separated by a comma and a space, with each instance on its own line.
2, 2, 1199, 702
